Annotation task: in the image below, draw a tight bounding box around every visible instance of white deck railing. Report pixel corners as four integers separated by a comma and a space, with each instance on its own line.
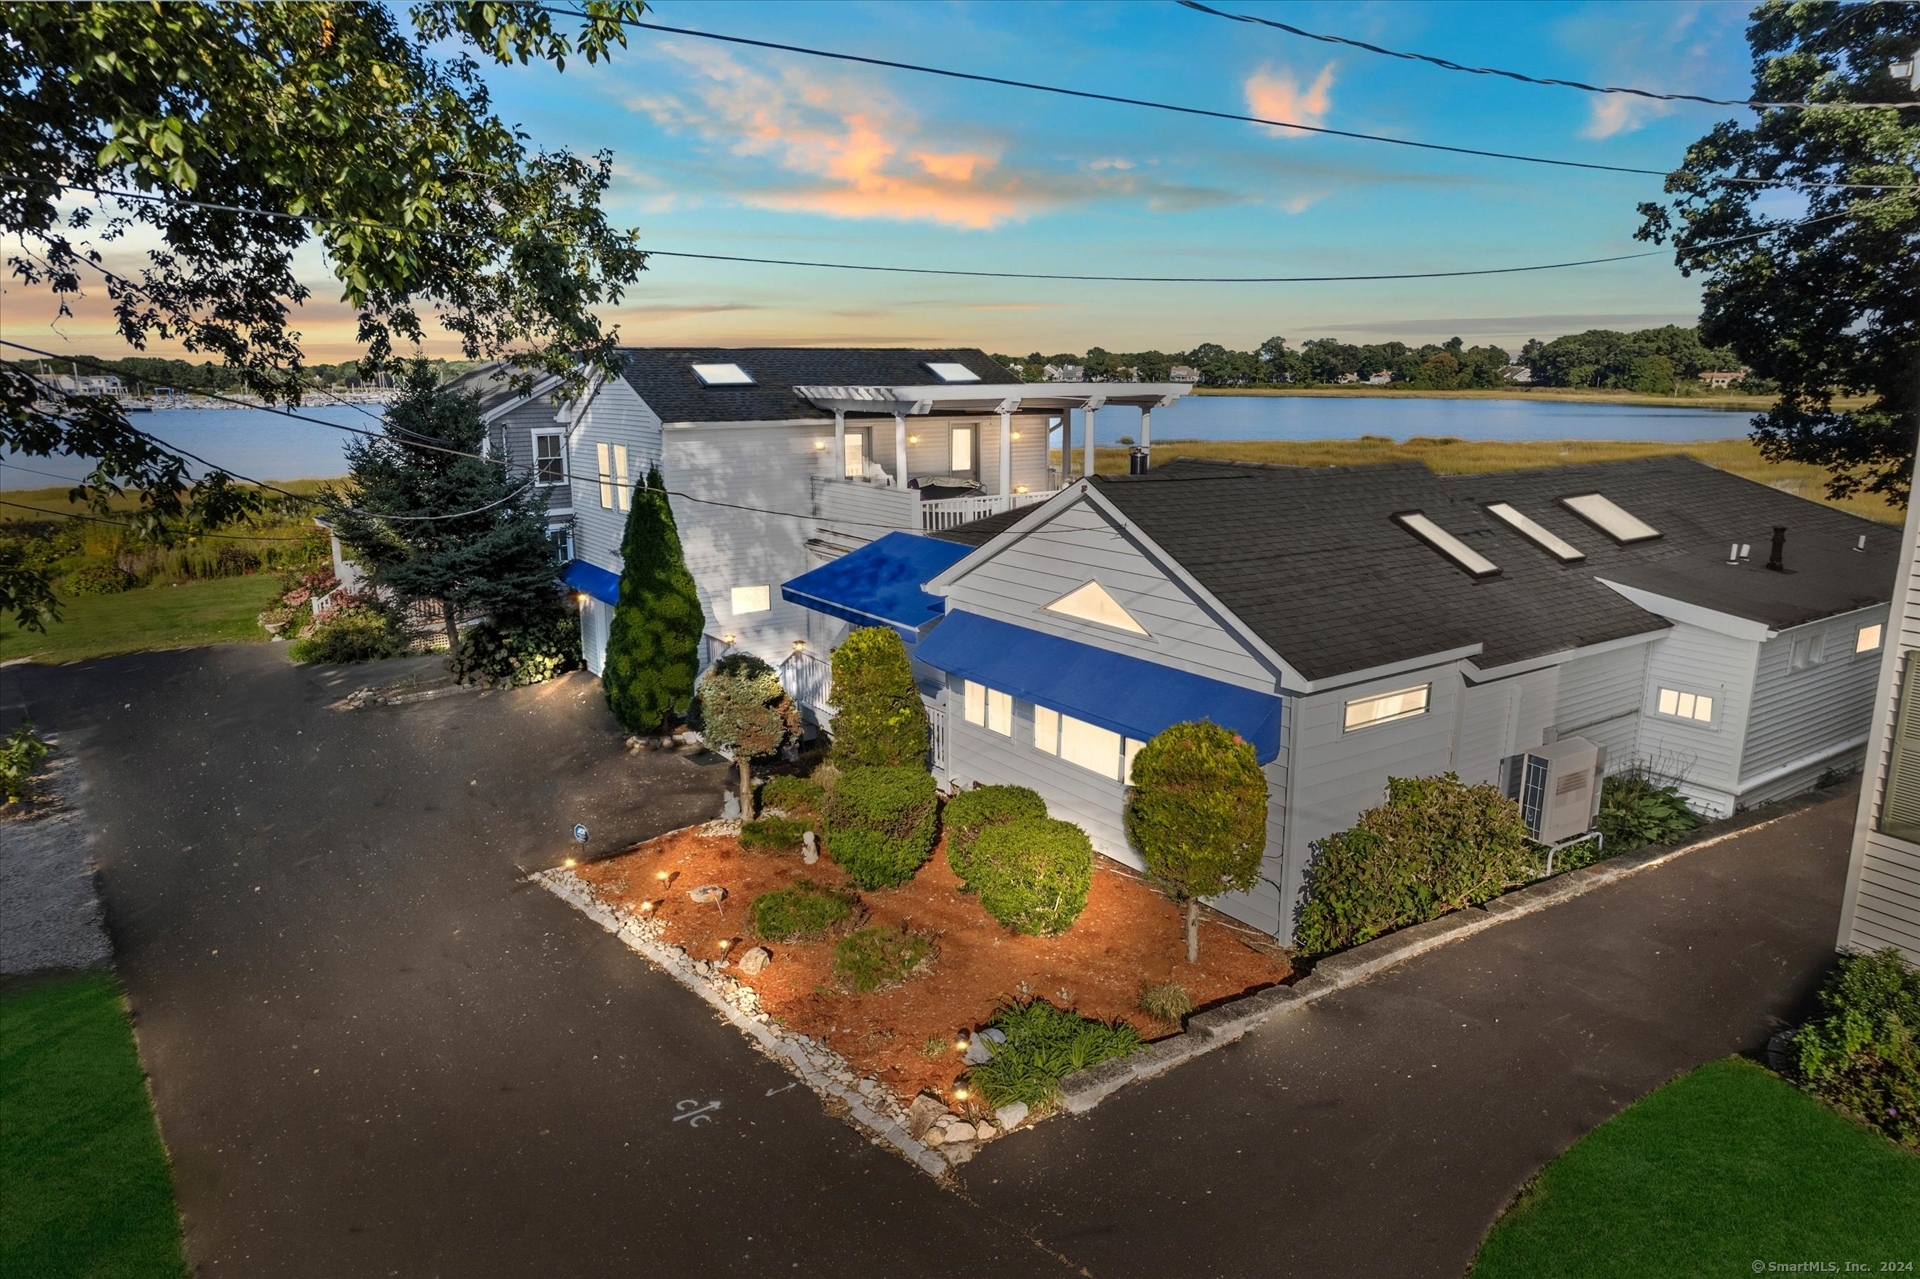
781, 649, 835, 718
918, 488, 1058, 532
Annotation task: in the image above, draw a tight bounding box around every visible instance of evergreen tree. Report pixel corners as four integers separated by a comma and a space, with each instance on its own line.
829, 627, 930, 767
697, 655, 800, 815
323, 364, 558, 662
604, 468, 702, 732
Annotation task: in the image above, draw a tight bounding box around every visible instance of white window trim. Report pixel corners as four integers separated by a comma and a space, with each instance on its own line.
1342, 683, 1432, 733
533, 429, 567, 486
1654, 685, 1716, 725
613, 444, 631, 511
730, 585, 772, 615
595, 441, 614, 509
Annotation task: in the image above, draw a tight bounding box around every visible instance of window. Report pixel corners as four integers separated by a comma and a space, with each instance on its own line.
843, 431, 866, 479
925, 362, 979, 383
1044, 580, 1148, 635
1394, 512, 1499, 578
691, 362, 753, 386
987, 688, 1013, 736
547, 526, 574, 563
534, 431, 566, 485
1858, 623, 1884, 654
1560, 493, 1660, 543
1790, 633, 1823, 671
1880, 653, 1920, 843
730, 585, 771, 615
950, 425, 975, 472
1034, 705, 1059, 755
964, 679, 986, 726
613, 444, 631, 512
595, 442, 613, 509
1484, 502, 1584, 562
1343, 684, 1431, 732
1656, 687, 1714, 723
1061, 715, 1122, 779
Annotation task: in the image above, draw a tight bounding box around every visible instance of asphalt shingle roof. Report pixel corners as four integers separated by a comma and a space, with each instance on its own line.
615, 348, 1017, 424
936, 455, 1900, 683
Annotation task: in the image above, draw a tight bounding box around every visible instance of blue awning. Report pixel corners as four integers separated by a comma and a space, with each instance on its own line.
914, 611, 1282, 763
560, 559, 621, 606
781, 532, 973, 640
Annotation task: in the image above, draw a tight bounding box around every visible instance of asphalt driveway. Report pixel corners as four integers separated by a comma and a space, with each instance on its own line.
5, 644, 1858, 1277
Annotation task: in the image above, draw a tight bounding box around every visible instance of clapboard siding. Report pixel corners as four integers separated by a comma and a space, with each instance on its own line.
1633, 621, 1760, 815
1451, 667, 1557, 786
941, 497, 1279, 691
568, 378, 663, 572
872, 413, 1052, 494
489, 394, 574, 518
1555, 642, 1654, 768
1741, 605, 1886, 785
812, 474, 919, 545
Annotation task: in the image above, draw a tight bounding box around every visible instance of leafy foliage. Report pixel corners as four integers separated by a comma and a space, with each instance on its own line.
964, 999, 1143, 1112
1520, 326, 1741, 392
825, 766, 939, 890
1597, 771, 1703, 853
1792, 948, 1920, 1149
63, 564, 135, 596
739, 816, 814, 853
962, 817, 1094, 936
603, 469, 702, 733
0, 2, 647, 627
943, 784, 1048, 885
828, 627, 929, 767
758, 773, 825, 817
447, 605, 580, 687
1, 721, 50, 804
1125, 722, 1267, 961
697, 653, 801, 815
285, 601, 407, 664
832, 926, 934, 994
1635, 3, 1920, 504
748, 880, 858, 943
1137, 982, 1195, 1025
1294, 773, 1534, 957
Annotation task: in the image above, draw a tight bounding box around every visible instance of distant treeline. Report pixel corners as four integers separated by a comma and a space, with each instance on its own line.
26, 355, 483, 394
992, 325, 1751, 394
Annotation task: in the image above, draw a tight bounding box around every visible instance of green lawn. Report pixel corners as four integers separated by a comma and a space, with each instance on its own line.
0, 573, 283, 665
1474, 1057, 1920, 1277
1, 975, 188, 1278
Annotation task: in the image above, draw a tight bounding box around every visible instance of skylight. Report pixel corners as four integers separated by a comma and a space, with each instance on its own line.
691, 362, 754, 386
1485, 502, 1585, 562
1560, 493, 1660, 543
924, 362, 980, 383
1395, 511, 1500, 578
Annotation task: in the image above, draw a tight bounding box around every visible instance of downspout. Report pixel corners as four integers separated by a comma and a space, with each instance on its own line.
834, 409, 845, 478
998, 407, 1012, 500
893, 411, 908, 490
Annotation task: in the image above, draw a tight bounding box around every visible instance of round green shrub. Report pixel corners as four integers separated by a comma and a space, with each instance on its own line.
749, 879, 858, 942
825, 765, 938, 890
828, 627, 930, 767
965, 817, 1092, 936
943, 784, 1047, 885
65, 563, 136, 595
832, 925, 934, 993
286, 604, 408, 664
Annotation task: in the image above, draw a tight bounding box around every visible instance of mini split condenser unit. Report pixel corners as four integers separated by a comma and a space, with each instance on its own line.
1505, 736, 1604, 844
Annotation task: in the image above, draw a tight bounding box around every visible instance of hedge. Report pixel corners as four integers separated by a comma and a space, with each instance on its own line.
964, 817, 1093, 936
1293, 772, 1533, 957
749, 880, 858, 942
943, 785, 1048, 885
759, 773, 825, 816
825, 766, 939, 890
1792, 947, 1920, 1149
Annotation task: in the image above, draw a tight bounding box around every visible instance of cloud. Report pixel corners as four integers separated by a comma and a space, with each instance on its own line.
1243, 62, 1336, 137
1581, 95, 1649, 141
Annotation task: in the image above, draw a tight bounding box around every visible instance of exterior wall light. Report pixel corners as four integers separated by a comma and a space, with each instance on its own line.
1010, 430, 1022, 439
812, 440, 828, 450
1014, 485, 1029, 493
721, 632, 737, 646
908, 434, 919, 444
792, 639, 806, 651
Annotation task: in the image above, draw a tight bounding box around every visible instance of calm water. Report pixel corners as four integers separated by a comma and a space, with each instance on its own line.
1, 396, 1755, 490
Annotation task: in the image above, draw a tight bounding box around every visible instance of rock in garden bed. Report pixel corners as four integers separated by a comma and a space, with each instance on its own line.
571, 824, 1291, 1110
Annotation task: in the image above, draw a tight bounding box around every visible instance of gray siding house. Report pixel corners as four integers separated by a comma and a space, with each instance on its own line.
1839, 468, 1920, 963
785, 455, 1896, 943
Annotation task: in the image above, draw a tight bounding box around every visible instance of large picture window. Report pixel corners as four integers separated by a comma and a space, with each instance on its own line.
1881, 653, 1920, 844
1030, 703, 1144, 781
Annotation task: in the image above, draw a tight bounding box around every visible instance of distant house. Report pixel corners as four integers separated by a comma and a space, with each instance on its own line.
1335, 372, 1360, 384
1042, 364, 1085, 382
780, 456, 1896, 941
1698, 370, 1744, 389
1365, 371, 1394, 386
1169, 365, 1202, 383
1501, 364, 1534, 384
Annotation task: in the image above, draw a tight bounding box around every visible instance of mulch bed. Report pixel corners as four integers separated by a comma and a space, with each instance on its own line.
575, 828, 1291, 1104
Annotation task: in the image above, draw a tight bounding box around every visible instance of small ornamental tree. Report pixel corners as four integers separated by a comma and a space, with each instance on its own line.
697, 654, 801, 816
829, 626, 930, 767
604, 468, 703, 732
1124, 721, 1267, 963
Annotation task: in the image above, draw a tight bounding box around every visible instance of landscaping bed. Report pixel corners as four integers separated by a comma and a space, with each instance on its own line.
571, 825, 1290, 1107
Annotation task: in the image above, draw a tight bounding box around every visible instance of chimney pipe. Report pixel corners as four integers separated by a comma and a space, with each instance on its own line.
1767, 526, 1787, 572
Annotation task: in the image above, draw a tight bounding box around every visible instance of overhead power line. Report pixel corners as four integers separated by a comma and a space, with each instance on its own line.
537, 5, 1912, 189
1176, 1, 1920, 111
2, 176, 1876, 284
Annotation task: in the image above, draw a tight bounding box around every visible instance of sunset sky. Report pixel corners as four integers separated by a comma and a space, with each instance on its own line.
8, 0, 1773, 363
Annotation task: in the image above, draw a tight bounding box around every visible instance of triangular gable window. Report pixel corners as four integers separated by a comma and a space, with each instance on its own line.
1045, 580, 1148, 635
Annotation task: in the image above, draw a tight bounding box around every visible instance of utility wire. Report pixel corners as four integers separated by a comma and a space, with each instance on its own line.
4, 176, 1882, 284
1176, 1, 1920, 111
538, 5, 1915, 189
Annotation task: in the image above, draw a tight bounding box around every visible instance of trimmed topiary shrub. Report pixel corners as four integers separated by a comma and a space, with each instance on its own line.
759, 773, 825, 817
1792, 947, 1919, 1149
604, 469, 702, 733
825, 766, 939, 890
964, 998, 1143, 1112
828, 626, 930, 767
1125, 721, 1267, 962
964, 817, 1093, 936
740, 815, 813, 853
1293, 772, 1533, 958
748, 880, 858, 942
832, 925, 934, 993
944, 784, 1048, 885
697, 654, 801, 816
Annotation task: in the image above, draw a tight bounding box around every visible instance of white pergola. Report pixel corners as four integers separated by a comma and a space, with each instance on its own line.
792, 381, 1193, 496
